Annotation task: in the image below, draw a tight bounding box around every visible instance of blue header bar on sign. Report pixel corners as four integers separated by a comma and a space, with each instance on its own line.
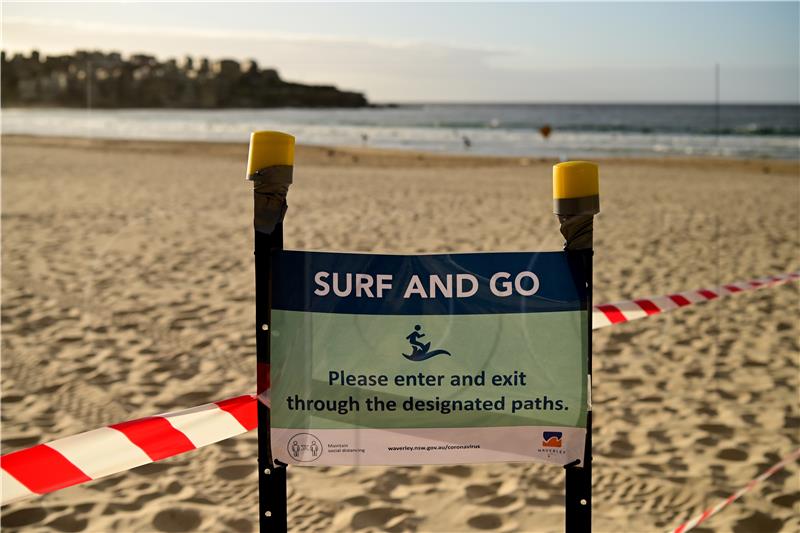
270, 250, 588, 316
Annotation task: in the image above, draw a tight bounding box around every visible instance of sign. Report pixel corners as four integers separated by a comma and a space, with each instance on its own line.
269, 250, 589, 466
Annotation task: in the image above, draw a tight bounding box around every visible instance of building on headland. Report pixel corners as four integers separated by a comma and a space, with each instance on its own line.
1, 50, 369, 108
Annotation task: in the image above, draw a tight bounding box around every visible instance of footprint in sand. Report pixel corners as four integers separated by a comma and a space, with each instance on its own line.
214, 462, 255, 481
733, 511, 784, 533
2, 393, 25, 403
222, 518, 253, 533
2, 436, 41, 448
344, 495, 371, 507
772, 492, 800, 508
45, 514, 89, 532
482, 495, 519, 509
2, 507, 48, 528
152, 508, 202, 532
605, 436, 635, 459
437, 465, 472, 477
165, 481, 183, 495
133, 462, 175, 476
717, 447, 748, 461
695, 436, 719, 447
698, 423, 734, 438
465, 483, 499, 500
467, 513, 504, 530
350, 507, 414, 531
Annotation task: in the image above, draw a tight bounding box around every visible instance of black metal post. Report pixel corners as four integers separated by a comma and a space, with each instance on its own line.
553, 162, 599, 533
256, 227, 288, 533
249, 132, 294, 533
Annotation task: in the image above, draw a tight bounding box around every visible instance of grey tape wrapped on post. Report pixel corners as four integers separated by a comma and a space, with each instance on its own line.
248, 165, 293, 234
554, 194, 599, 251
558, 215, 594, 251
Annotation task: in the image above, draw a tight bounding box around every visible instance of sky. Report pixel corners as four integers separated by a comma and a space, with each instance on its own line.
2, 2, 798, 103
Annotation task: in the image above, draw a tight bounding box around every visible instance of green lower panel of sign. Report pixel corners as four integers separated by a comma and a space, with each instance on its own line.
270, 310, 588, 430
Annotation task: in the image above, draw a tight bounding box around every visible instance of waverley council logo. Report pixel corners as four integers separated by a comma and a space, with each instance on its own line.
403, 324, 451, 361
542, 431, 563, 448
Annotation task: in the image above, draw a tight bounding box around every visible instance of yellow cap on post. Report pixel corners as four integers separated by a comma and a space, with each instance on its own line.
553, 161, 598, 199
553, 161, 599, 215
247, 131, 295, 177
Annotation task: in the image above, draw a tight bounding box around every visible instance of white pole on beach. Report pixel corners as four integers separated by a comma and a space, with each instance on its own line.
715, 63, 720, 145
248, 131, 295, 533
553, 161, 600, 533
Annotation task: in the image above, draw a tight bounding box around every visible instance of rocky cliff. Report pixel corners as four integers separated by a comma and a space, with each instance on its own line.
1, 50, 369, 108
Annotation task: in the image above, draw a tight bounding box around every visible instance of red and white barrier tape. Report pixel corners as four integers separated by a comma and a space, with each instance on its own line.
671, 448, 800, 533
1, 395, 255, 505
593, 271, 799, 329
1, 271, 797, 506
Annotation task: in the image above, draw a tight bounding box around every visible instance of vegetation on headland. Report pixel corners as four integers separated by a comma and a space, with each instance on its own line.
1, 50, 369, 108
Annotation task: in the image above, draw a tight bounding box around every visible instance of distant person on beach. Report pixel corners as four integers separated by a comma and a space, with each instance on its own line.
539, 124, 552, 139
462, 135, 472, 149
361, 133, 368, 145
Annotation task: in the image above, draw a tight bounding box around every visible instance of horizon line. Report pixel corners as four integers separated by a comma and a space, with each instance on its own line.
377, 101, 800, 106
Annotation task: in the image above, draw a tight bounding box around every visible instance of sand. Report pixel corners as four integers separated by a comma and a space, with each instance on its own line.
1, 135, 798, 533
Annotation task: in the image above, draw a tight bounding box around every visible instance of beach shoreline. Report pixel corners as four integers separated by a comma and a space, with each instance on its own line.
3, 103, 799, 160
4, 134, 799, 171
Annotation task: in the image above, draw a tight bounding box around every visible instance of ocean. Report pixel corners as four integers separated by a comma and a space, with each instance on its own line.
2, 104, 798, 159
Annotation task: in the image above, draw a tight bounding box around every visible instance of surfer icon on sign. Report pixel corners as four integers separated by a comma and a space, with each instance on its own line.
403, 325, 451, 362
